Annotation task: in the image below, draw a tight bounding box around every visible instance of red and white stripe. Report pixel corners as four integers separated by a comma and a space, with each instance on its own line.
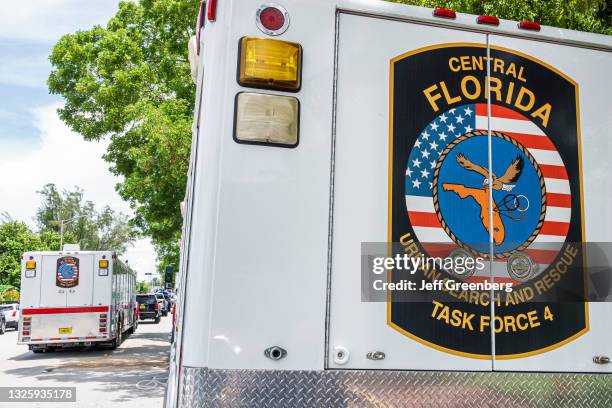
406, 104, 570, 283
475, 104, 572, 244
21, 306, 109, 315
27, 336, 107, 343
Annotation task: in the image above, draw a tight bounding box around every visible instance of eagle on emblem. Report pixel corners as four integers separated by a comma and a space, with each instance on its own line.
456, 153, 525, 191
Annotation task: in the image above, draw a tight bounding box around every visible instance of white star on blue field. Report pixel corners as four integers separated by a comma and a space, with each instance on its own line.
405, 104, 476, 196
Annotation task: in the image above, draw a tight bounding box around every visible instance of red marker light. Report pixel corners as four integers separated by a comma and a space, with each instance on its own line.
259, 7, 285, 31
477, 15, 500, 26
518, 21, 541, 31
207, 0, 217, 22
433, 8, 456, 19
256, 4, 289, 35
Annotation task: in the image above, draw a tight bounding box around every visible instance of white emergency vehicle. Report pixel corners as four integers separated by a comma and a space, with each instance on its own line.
18, 245, 137, 352
166, 1, 612, 406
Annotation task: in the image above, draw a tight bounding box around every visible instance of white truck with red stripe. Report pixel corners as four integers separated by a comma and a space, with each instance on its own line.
18, 245, 137, 352
166, 1, 611, 406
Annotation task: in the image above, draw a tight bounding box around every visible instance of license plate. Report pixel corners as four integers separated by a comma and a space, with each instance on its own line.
59, 327, 72, 334
139, 305, 146, 310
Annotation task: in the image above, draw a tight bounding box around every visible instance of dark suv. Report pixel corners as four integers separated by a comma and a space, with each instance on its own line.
136, 294, 161, 324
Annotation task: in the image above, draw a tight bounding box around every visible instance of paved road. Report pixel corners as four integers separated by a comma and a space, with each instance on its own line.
0, 316, 172, 408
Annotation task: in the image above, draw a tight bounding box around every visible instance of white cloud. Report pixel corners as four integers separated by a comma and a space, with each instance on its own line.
0, 103, 156, 280
123, 239, 158, 281
0, 0, 121, 43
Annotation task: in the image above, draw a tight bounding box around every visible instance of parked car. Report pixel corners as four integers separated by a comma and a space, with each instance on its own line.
170, 303, 176, 343
160, 291, 173, 312
154, 293, 168, 316
0, 311, 5, 335
0, 303, 20, 330
137, 294, 161, 324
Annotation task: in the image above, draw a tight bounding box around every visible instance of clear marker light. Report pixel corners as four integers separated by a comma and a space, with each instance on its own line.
234, 92, 299, 147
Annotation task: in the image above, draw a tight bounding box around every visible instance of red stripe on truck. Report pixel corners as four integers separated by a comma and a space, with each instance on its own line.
22, 306, 109, 315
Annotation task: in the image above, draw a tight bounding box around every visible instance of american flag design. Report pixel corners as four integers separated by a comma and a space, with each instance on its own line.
405, 103, 570, 284
56, 256, 80, 288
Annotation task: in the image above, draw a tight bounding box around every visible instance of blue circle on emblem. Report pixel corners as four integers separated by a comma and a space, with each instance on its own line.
435, 132, 544, 255
59, 264, 75, 279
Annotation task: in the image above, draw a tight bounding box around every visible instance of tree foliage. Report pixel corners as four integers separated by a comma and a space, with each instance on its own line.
48, 0, 198, 265
36, 184, 135, 254
48, 0, 610, 266
0, 221, 57, 288
394, 0, 611, 34
136, 280, 151, 293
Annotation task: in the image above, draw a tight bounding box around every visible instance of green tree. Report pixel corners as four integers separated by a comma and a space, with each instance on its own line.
48, 0, 610, 266
48, 0, 198, 263
36, 184, 135, 254
136, 280, 151, 293
0, 221, 52, 288
393, 0, 611, 34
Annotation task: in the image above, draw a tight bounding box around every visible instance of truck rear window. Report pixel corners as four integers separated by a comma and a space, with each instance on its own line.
137, 296, 156, 304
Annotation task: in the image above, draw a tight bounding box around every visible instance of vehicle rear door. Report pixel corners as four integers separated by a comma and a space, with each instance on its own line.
66, 254, 94, 307
487, 35, 612, 373
40, 255, 66, 307
328, 12, 492, 371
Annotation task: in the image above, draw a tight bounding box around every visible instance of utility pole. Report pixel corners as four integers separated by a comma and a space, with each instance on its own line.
59, 215, 87, 250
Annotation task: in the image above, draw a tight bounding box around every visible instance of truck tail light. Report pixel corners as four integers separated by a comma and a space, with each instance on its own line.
207, 0, 217, 22
11, 311, 16, 317
477, 15, 500, 26
99, 259, 109, 276
518, 21, 541, 31
99, 327, 107, 333
256, 4, 290, 36
154, 303, 159, 311
234, 92, 299, 147
25, 260, 36, 269
433, 8, 456, 19
238, 37, 302, 92
22, 330, 30, 335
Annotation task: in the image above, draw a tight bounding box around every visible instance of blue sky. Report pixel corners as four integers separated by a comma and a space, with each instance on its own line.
0, 1, 156, 279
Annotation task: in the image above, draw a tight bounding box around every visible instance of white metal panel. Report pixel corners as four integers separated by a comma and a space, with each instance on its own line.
31, 313, 100, 340
19, 253, 43, 308
40, 256, 66, 307
488, 35, 612, 373
66, 254, 94, 307
181, 0, 337, 370
93, 253, 113, 306
328, 13, 489, 370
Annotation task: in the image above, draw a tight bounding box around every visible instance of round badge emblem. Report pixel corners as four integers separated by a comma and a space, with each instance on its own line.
404, 103, 571, 282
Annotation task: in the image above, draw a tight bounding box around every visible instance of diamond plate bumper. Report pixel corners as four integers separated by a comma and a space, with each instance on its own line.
178, 366, 612, 407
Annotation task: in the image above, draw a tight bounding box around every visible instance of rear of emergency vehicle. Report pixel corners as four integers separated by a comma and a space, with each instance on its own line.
166, 0, 612, 406
19, 248, 136, 351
